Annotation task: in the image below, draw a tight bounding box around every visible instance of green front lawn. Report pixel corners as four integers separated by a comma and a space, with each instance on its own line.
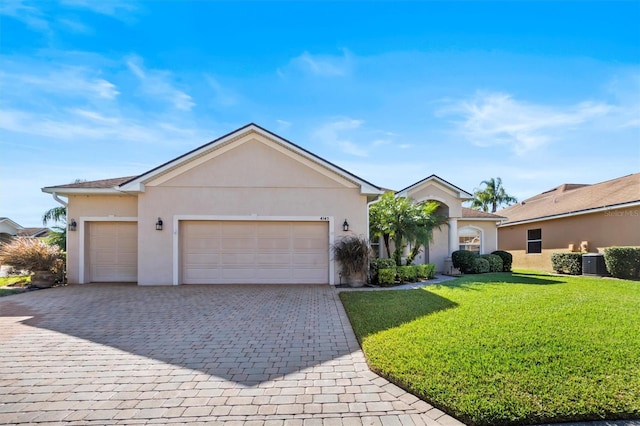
0, 275, 30, 297
340, 272, 640, 425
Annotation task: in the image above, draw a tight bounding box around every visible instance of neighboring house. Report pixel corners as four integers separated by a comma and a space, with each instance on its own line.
382, 175, 504, 273
0, 217, 23, 243
17, 228, 51, 238
43, 124, 383, 285
497, 173, 640, 272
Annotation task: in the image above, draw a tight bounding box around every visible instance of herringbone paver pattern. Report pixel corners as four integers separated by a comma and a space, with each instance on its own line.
0, 284, 464, 425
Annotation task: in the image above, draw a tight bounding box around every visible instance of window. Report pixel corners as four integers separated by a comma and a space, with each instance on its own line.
527, 228, 542, 253
459, 227, 481, 254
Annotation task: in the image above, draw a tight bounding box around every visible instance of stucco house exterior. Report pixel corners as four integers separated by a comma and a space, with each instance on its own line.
497, 173, 640, 272
380, 175, 504, 273
43, 124, 383, 285
0, 218, 23, 243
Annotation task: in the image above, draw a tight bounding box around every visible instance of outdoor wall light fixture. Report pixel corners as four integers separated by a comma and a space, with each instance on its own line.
68, 219, 77, 232
342, 219, 349, 232
155, 217, 163, 231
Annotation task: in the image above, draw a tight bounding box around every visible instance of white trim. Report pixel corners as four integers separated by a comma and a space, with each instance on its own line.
459, 217, 504, 222
120, 124, 383, 196
78, 217, 138, 284
396, 175, 473, 199
42, 187, 124, 195
172, 215, 335, 286
498, 201, 640, 227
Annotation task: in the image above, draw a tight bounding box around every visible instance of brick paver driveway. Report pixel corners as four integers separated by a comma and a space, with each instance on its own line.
0, 284, 463, 425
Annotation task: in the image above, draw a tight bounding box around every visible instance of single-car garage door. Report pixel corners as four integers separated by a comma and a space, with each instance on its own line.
181, 221, 329, 284
89, 222, 138, 282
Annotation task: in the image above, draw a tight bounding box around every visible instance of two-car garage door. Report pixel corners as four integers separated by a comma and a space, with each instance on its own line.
181, 221, 329, 284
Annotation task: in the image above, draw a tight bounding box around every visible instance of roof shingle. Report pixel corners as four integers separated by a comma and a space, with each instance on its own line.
498, 173, 640, 225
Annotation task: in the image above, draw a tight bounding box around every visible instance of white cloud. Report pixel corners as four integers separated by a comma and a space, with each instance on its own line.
126, 55, 195, 111
312, 118, 368, 157
127, 64, 192, 110
281, 49, 353, 77
440, 92, 613, 155
1, 66, 119, 100
205, 75, 238, 107
0, 0, 49, 31
60, 0, 138, 21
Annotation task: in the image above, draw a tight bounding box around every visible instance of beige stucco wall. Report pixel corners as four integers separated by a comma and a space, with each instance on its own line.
66, 194, 138, 284
406, 183, 463, 218
458, 220, 499, 254
136, 137, 368, 285
499, 207, 640, 271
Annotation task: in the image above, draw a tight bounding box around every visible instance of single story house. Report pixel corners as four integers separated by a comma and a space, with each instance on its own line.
497, 173, 640, 272
43, 124, 384, 285
379, 175, 503, 273
0, 217, 23, 243
43, 124, 503, 285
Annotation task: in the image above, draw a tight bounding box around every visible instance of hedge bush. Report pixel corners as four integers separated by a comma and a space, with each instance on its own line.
604, 247, 640, 279
452, 250, 476, 274
370, 258, 396, 284
423, 263, 436, 279
470, 257, 490, 274
551, 253, 583, 275
378, 268, 397, 286
397, 265, 417, 283
480, 254, 503, 273
491, 250, 513, 272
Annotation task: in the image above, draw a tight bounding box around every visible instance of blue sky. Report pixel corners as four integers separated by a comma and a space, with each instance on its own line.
1, 1, 639, 226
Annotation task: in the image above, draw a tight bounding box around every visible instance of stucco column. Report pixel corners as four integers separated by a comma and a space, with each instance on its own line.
448, 218, 458, 255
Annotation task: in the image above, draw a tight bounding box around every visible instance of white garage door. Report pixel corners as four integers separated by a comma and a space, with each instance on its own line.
181, 221, 329, 284
89, 222, 138, 282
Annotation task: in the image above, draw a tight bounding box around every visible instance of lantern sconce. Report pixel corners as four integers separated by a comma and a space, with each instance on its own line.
342, 219, 349, 232
155, 217, 163, 231
68, 219, 77, 232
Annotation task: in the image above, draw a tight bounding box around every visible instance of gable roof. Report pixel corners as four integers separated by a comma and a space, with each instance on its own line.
395, 174, 473, 199
43, 124, 383, 196
17, 227, 51, 238
0, 217, 24, 231
498, 173, 640, 226
461, 207, 504, 221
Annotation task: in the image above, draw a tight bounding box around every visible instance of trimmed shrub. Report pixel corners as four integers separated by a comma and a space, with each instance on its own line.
491, 250, 513, 272
470, 257, 490, 274
452, 250, 477, 274
397, 265, 417, 283
370, 258, 396, 284
425, 263, 436, 279
604, 247, 640, 279
415, 264, 428, 279
551, 253, 583, 275
378, 268, 397, 286
480, 254, 503, 273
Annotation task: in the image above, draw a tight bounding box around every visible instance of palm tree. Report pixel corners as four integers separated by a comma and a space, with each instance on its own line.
369, 192, 446, 266
470, 177, 517, 213
42, 206, 67, 225
42, 206, 67, 251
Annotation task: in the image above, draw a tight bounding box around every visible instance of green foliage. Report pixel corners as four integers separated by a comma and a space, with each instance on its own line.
0, 238, 64, 273
491, 250, 513, 272
480, 254, 503, 272
397, 265, 417, 283
471, 257, 490, 273
469, 177, 517, 213
604, 247, 640, 279
369, 192, 446, 266
415, 263, 437, 279
340, 272, 640, 425
551, 252, 583, 275
452, 250, 477, 273
42, 206, 67, 225
46, 225, 67, 251
331, 235, 371, 278
370, 258, 396, 284
378, 268, 397, 286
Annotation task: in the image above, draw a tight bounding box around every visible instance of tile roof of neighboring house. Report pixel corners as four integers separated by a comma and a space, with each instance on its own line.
461, 207, 505, 219
498, 173, 640, 225
17, 228, 51, 238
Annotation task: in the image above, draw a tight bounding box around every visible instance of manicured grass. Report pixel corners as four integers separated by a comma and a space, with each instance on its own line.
0, 275, 30, 297
340, 271, 640, 425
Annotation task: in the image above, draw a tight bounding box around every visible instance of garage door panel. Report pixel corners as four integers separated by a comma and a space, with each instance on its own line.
89, 222, 137, 282
181, 220, 328, 284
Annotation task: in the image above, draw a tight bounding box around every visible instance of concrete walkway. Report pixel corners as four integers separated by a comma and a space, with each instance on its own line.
0, 284, 464, 425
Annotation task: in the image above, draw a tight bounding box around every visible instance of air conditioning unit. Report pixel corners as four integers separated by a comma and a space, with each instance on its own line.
582, 253, 609, 276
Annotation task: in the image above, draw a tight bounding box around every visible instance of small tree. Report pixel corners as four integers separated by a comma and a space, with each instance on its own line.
43, 206, 67, 251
